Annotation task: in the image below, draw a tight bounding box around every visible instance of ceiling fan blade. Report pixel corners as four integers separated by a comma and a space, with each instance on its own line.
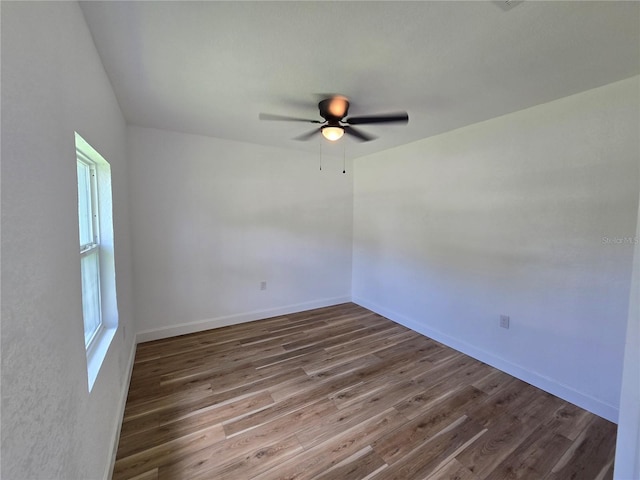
344, 126, 376, 142
259, 113, 321, 123
345, 112, 409, 125
293, 129, 321, 141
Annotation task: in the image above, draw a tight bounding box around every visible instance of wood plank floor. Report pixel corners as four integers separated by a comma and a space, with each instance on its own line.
113, 303, 617, 480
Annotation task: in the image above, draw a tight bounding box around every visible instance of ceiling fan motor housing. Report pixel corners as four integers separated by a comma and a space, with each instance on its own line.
319, 96, 350, 121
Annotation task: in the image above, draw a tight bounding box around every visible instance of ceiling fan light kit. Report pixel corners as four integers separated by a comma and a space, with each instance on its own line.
259, 95, 409, 143
321, 126, 344, 141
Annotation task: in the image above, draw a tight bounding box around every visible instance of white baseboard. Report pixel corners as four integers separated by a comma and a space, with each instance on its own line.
136, 296, 353, 343
353, 296, 618, 423
104, 338, 137, 480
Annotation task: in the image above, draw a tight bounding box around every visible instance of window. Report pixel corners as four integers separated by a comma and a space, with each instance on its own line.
75, 132, 118, 391
77, 157, 102, 346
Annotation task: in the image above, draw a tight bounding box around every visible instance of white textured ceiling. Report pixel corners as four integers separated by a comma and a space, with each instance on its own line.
80, 1, 640, 158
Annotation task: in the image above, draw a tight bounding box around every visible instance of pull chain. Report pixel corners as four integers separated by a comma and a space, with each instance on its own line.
343, 143, 346, 174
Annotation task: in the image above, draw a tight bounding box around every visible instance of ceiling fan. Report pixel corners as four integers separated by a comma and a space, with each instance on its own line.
259, 95, 409, 142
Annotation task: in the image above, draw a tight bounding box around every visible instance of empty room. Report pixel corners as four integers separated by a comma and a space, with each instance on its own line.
1, 1, 639, 479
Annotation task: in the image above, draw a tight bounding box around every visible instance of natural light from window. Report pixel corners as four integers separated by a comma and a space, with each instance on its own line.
75, 132, 118, 391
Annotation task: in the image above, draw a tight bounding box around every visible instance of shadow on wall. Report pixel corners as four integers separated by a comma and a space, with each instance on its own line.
352, 140, 637, 418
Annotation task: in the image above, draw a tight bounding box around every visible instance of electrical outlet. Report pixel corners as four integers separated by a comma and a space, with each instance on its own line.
260, 281, 267, 291
500, 315, 510, 329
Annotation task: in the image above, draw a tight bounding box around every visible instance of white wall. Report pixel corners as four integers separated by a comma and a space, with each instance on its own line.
614, 183, 640, 479
128, 126, 353, 340
1, 3, 135, 479
352, 77, 639, 422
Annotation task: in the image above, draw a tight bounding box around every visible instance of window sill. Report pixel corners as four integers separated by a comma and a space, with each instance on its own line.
86, 325, 116, 392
